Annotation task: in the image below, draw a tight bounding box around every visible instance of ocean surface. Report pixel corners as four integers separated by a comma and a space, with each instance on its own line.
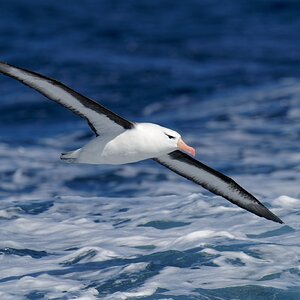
0, 0, 299, 299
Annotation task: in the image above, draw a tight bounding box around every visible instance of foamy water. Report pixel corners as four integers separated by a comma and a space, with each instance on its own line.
0, 193, 298, 299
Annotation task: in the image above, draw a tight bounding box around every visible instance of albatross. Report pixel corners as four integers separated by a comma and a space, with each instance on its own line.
0, 61, 283, 224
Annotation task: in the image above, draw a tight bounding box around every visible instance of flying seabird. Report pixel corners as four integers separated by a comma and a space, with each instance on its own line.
0, 61, 283, 224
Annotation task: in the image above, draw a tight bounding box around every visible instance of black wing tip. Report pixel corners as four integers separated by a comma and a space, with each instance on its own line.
263, 212, 284, 224
0, 61, 10, 71
266, 212, 284, 224
0, 61, 11, 67
252, 204, 284, 224
275, 218, 284, 224
0, 61, 24, 77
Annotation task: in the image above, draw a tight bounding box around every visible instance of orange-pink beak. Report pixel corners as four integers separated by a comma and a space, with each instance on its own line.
177, 138, 196, 157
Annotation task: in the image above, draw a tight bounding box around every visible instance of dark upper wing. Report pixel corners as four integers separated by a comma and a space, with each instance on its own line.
0, 61, 134, 136
153, 150, 283, 224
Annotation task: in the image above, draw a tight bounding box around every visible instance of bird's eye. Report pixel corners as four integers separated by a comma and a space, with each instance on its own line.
165, 133, 175, 139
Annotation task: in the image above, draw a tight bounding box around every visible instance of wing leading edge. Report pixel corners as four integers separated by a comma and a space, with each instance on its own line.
153, 150, 283, 224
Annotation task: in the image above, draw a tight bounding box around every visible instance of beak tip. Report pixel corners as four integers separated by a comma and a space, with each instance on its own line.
190, 148, 196, 157
177, 138, 196, 157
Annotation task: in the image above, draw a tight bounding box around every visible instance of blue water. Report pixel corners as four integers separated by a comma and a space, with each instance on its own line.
0, 1, 299, 299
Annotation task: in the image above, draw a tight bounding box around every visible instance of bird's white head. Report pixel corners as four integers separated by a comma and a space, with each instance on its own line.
136, 123, 196, 157
162, 127, 196, 156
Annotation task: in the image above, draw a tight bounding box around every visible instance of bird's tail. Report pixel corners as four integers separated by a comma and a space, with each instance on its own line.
60, 149, 81, 163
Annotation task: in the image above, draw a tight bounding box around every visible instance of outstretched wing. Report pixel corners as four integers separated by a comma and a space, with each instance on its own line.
153, 150, 283, 224
0, 61, 134, 136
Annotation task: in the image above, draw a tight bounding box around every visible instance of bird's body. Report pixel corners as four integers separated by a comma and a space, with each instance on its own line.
0, 61, 284, 224
62, 123, 180, 165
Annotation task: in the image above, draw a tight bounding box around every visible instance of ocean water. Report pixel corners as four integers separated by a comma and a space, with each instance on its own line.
0, 0, 299, 299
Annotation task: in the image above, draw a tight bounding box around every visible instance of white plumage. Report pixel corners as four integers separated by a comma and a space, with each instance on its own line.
62, 123, 181, 165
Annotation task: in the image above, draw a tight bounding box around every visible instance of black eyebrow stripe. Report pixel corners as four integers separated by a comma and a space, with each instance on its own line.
164, 133, 175, 139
